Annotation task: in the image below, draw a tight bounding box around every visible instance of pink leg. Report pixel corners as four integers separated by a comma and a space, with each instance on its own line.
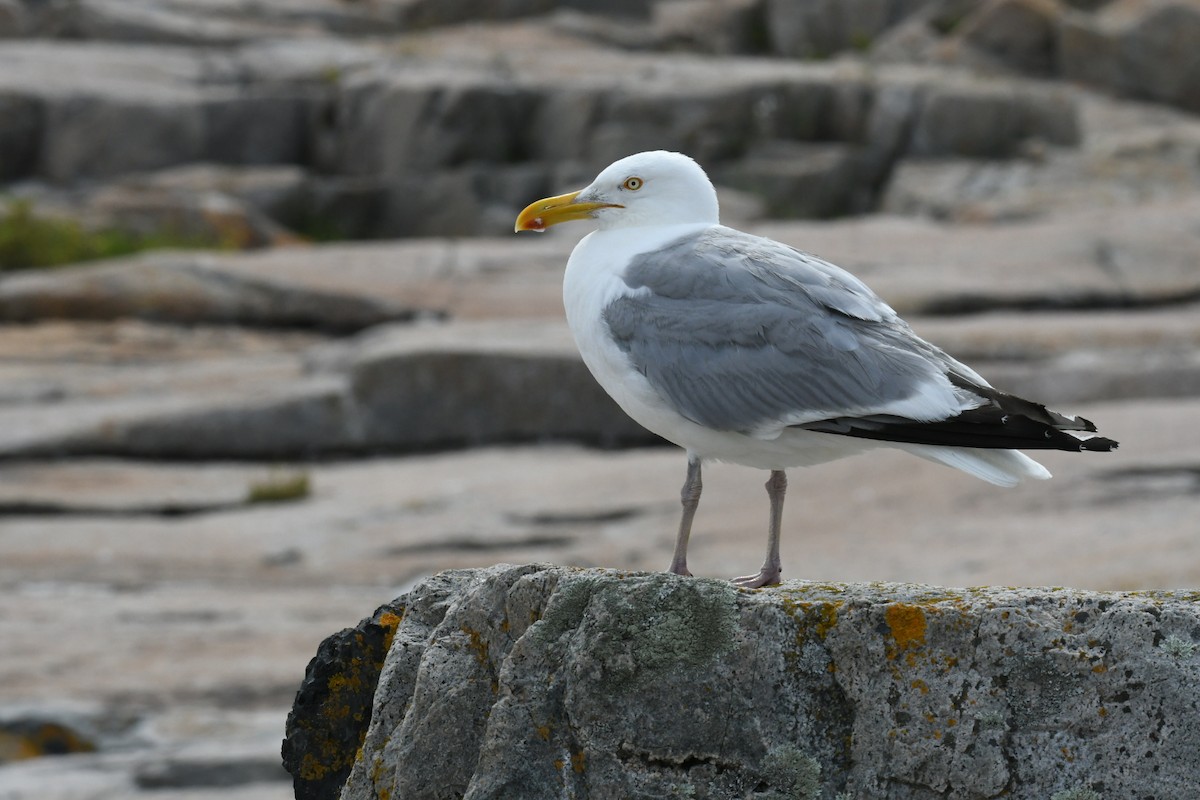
732, 470, 786, 588
667, 456, 702, 577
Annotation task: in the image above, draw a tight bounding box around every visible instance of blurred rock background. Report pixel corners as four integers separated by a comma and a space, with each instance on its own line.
0, 1, 1198, 798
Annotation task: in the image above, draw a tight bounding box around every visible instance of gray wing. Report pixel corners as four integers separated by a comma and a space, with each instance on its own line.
603, 226, 974, 435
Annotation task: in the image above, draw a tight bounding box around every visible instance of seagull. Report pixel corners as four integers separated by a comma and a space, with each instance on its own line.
515, 150, 1118, 588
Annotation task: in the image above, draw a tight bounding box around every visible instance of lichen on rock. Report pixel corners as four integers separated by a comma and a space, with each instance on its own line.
283, 564, 1200, 800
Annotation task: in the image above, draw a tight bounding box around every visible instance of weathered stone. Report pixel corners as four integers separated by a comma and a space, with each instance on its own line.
288, 564, 1200, 800
556, 0, 763, 55
32, 0, 411, 43
202, 90, 317, 166
764, 0, 933, 58
127, 163, 312, 226
1059, 0, 1200, 113
0, 255, 421, 331
0, 92, 41, 181
652, 0, 770, 54
954, 0, 1061, 75
548, 8, 666, 50
0, 0, 26, 37
716, 141, 875, 218
331, 72, 540, 177
65, 375, 359, 460
908, 79, 1080, 157
867, 16, 948, 65
58, 0, 288, 45
283, 596, 407, 800
883, 126, 1200, 220
40, 93, 207, 182
346, 321, 658, 451
0, 717, 96, 763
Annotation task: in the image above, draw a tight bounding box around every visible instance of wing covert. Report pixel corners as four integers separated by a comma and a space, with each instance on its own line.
603, 227, 968, 435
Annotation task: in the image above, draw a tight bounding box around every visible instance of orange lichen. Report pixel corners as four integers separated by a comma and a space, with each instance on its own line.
911, 679, 930, 695
460, 625, 491, 668
378, 610, 403, 652
885, 604, 928, 656
536, 725, 552, 742
780, 597, 842, 643
571, 750, 587, 774
299, 752, 331, 781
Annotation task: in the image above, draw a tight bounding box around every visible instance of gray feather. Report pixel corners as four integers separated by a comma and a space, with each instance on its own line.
603, 227, 963, 433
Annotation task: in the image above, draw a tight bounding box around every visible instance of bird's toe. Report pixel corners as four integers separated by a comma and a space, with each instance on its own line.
731, 568, 781, 589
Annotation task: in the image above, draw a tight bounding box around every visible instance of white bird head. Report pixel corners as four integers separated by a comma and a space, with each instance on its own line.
515, 150, 720, 233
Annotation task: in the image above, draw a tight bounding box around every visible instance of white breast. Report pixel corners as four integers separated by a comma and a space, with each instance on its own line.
562, 227, 686, 439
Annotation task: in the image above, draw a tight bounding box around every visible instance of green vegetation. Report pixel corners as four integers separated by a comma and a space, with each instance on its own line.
246, 470, 312, 504
849, 31, 874, 52
0, 198, 237, 272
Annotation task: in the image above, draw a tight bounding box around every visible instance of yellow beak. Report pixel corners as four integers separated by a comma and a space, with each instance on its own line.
514, 190, 622, 232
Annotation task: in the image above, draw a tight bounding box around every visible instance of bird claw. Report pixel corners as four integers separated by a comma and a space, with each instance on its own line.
731, 567, 781, 589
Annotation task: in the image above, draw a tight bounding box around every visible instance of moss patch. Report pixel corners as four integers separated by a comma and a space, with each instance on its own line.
247, 470, 311, 504
0, 198, 240, 271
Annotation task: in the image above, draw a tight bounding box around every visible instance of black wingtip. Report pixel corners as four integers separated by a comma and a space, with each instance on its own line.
1080, 436, 1119, 452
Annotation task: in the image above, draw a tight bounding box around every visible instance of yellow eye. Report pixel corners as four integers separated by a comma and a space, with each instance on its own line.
622, 176, 643, 191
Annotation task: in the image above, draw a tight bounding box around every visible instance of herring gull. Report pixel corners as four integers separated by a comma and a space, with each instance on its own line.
515, 150, 1117, 588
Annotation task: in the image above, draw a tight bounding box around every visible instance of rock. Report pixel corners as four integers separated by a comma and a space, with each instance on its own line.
908, 78, 1080, 157
286, 563, 1200, 800
115, 163, 313, 229
548, 9, 665, 50
344, 321, 658, 451
30, 0, 415, 43
0, 317, 657, 460
0, 39, 354, 183
0, 0, 26, 36
867, 16, 948, 65
755, 196, 1200, 314
61, 375, 359, 460
954, 0, 1061, 75
282, 595, 407, 800
0, 458, 262, 516
202, 90, 317, 167
883, 109, 1200, 221
40, 92, 207, 182
652, 0, 770, 54
1060, 0, 1200, 113
716, 141, 875, 218
9, 178, 299, 251
56, 0, 294, 45
0, 254, 421, 332
763, 0, 932, 58
0, 717, 96, 762
0, 92, 41, 182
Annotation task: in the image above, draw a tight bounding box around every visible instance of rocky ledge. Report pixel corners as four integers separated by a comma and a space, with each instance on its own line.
283, 563, 1200, 800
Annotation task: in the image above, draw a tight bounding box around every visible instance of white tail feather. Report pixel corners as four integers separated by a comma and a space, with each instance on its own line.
898, 444, 1052, 487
